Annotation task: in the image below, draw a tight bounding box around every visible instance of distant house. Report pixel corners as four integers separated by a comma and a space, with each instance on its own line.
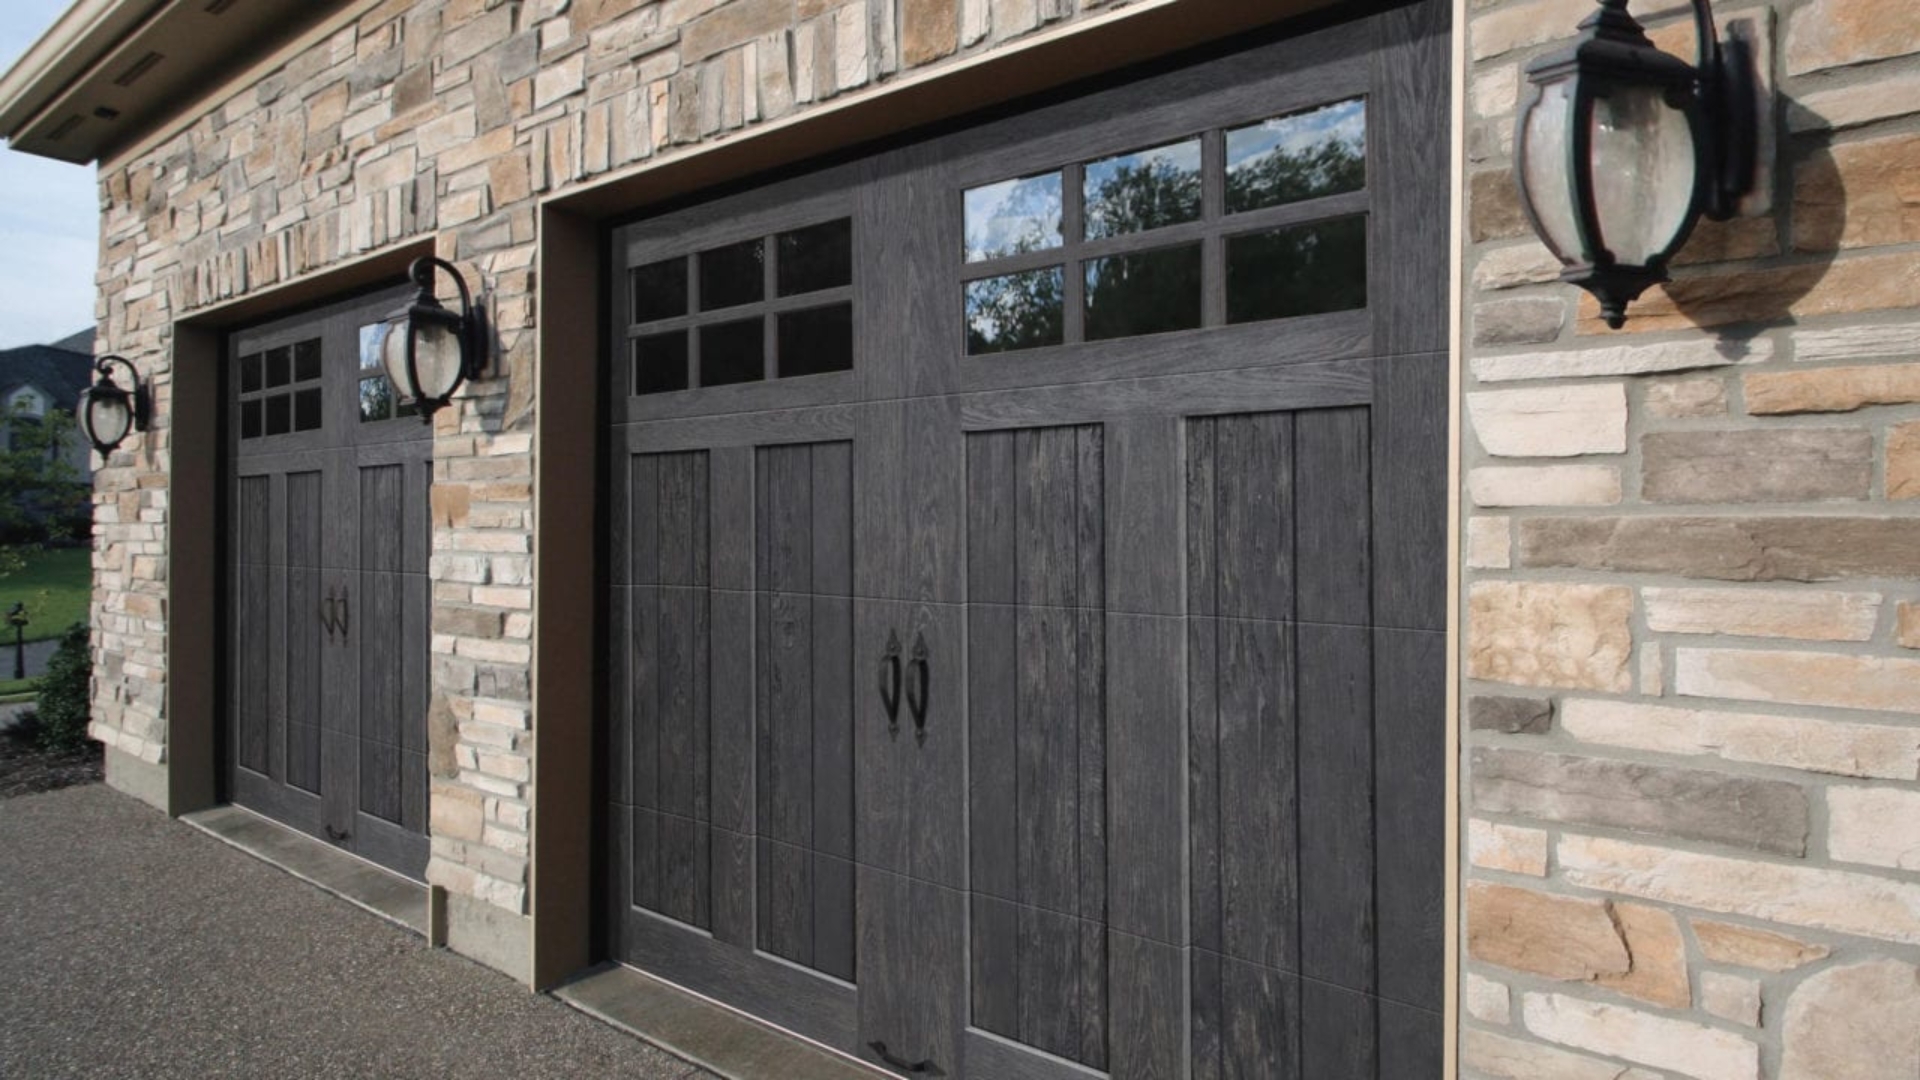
0, 330, 95, 482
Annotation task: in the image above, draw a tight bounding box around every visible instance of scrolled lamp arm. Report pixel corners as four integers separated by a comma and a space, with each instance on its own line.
78, 353, 150, 454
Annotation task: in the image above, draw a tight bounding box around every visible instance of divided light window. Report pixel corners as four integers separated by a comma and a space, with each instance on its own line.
627, 217, 854, 395
236, 338, 324, 439
962, 97, 1369, 356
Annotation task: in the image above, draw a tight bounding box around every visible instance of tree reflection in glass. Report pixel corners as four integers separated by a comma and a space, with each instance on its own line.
965, 172, 1063, 262
1226, 98, 1367, 213
1227, 215, 1368, 323
1084, 139, 1202, 239
966, 266, 1064, 354
1085, 245, 1202, 341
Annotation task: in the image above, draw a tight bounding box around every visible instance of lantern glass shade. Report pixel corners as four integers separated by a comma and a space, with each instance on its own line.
1519, 77, 1582, 260
380, 314, 466, 404
1591, 83, 1698, 265
83, 389, 133, 451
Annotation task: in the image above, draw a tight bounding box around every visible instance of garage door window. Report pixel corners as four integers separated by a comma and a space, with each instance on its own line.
962, 95, 1371, 356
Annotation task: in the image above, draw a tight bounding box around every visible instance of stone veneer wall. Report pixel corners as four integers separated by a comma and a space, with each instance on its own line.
88, 0, 1145, 923
1462, 0, 1920, 1076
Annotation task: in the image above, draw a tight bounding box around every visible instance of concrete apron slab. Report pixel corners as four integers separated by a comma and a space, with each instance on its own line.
556, 964, 888, 1080
181, 803, 429, 935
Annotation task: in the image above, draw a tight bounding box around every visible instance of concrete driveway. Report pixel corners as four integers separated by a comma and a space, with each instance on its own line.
0, 782, 715, 1079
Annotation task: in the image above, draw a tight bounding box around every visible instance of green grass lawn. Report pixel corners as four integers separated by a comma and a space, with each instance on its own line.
0, 547, 91, 644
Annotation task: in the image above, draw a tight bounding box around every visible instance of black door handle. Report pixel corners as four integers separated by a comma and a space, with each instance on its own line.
322, 592, 337, 641
879, 630, 902, 734
337, 591, 350, 641
868, 1041, 941, 1076
907, 632, 930, 738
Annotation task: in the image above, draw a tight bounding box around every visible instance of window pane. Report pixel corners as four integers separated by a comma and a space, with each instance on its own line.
294, 338, 322, 382
1226, 98, 1367, 214
964, 173, 1063, 262
778, 219, 852, 297
294, 388, 323, 431
1084, 138, 1203, 239
700, 318, 764, 386
633, 331, 690, 395
1084, 245, 1203, 341
264, 346, 291, 388
265, 394, 291, 436
632, 257, 689, 322
777, 304, 853, 378
1226, 215, 1368, 323
359, 378, 394, 422
699, 239, 764, 311
241, 399, 261, 439
965, 267, 1064, 355
359, 324, 388, 371
239, 353, 262, 393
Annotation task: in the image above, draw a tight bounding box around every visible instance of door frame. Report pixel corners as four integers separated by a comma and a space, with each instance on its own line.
541, 1, 1461, 1072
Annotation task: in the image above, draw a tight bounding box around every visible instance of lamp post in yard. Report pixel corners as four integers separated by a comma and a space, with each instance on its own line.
8, 603, 28, 680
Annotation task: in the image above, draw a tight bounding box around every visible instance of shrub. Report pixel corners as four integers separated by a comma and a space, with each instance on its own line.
34, 622, 91, 753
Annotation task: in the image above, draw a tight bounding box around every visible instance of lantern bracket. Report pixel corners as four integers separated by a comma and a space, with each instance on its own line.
78, 354, 150, 455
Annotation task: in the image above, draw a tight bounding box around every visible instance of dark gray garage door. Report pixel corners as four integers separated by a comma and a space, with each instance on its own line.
607, 2, 1448, 1075
227, 286, 433, 879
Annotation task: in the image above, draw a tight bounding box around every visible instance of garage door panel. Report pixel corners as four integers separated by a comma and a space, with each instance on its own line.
1371, 353, 1448, 631
1368, 0, 1453, 358
1373, 625, 1446, 1013
1297, 624, 1377, 995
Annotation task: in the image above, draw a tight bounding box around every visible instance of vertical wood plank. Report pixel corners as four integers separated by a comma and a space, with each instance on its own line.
1110, 415, 1184, 617
1222, 957, 1301, 1080
1374, 626, 1446, 1014
1106, 614, 1184, 947
1109, 931, 1184, 1080
1301, 978, 1378, 1079
1372, 354, 1447, 631
1296, 624, 1376, 996
1214, 412, 1292, 622
1218, 616, 1298, 974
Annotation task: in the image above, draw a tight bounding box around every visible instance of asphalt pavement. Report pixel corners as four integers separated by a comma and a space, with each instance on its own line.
0, 782, 719, 1079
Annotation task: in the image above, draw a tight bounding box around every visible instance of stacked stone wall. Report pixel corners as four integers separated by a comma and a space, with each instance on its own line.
1463, 0, 1920, 1075
87, 0, 1138, 919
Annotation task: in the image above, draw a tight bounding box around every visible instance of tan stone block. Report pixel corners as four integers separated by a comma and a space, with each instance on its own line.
1518, 515, 1920, 582
1793, 319, 1920, 363
1473, 746, 1808, 855
1469, 818, 1548, 876
1466, 515, 1510, 570
902, 0, 958, 65
1643, 586, 1881, 641
1465, 972, 1511, 1025
1522, 992, 1759, 1080
1890, 421, 1920, 500
533, 50, 587, 109
434, 606, 505, 639
1790, 72, 1920, 132
1470, 64, 1517, 119
1559, 697, 1920, 780
430, 781, 485, 841
1594, 902, 1690, 1009
1701, 970, 1763, 1027
1899, 601, 1920, 648
1462, 1028, 1663, 1080
1645, 376, 1727, 418
1470, 0, 1590, 60
1472, 295, 1564, 346
1642, 428, 1872, 503
1467, 384, 1625, 458
1578, 253, 1920, 335
1561, 833, 1920, 945
1674, 213, 1782, 265
1780, 960, 1920, 1080
1466, 882, 1629, 980
1676, 647, 1920, 714
1472, 242, 1560, 291
1472, 335, 1770, 382
1828, 786, 1920, 871
1468, 581, 1633, 691
1470, 168, 1528, 242
431, 483, 471, 529
1468, 465, 1621, 507
1787, 0, 1920, 74
1469, 694, 1554, 734
1796, 132, 1920, 253
488, 150, 533, 205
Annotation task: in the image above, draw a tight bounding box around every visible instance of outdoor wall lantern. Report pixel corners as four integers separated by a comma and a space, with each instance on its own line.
380, 256, 488, 423
75, 354, 150, 455
1513, 0, 1756, 328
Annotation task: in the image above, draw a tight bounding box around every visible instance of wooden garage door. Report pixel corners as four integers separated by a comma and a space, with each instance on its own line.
227, 286, 433, 880
606, 2, 1448, 1075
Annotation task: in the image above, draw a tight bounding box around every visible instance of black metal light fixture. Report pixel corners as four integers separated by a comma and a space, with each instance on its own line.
379, 256, 487, 423
1513, 0, 1756, 329
75, 354, 150, 455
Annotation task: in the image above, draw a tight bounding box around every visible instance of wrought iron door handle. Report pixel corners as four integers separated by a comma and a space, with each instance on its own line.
906, 633, 930, 738
337, 591, 350, 641
322, 593, 338, 641
868, 1041, 941, 1076
879, 630, 902, 734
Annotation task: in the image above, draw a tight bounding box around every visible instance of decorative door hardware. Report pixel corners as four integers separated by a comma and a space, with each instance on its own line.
867, 1041, 941, 1076
907, 632, 930, 740
879, 629, 903, 734
321, 587, 352, 642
